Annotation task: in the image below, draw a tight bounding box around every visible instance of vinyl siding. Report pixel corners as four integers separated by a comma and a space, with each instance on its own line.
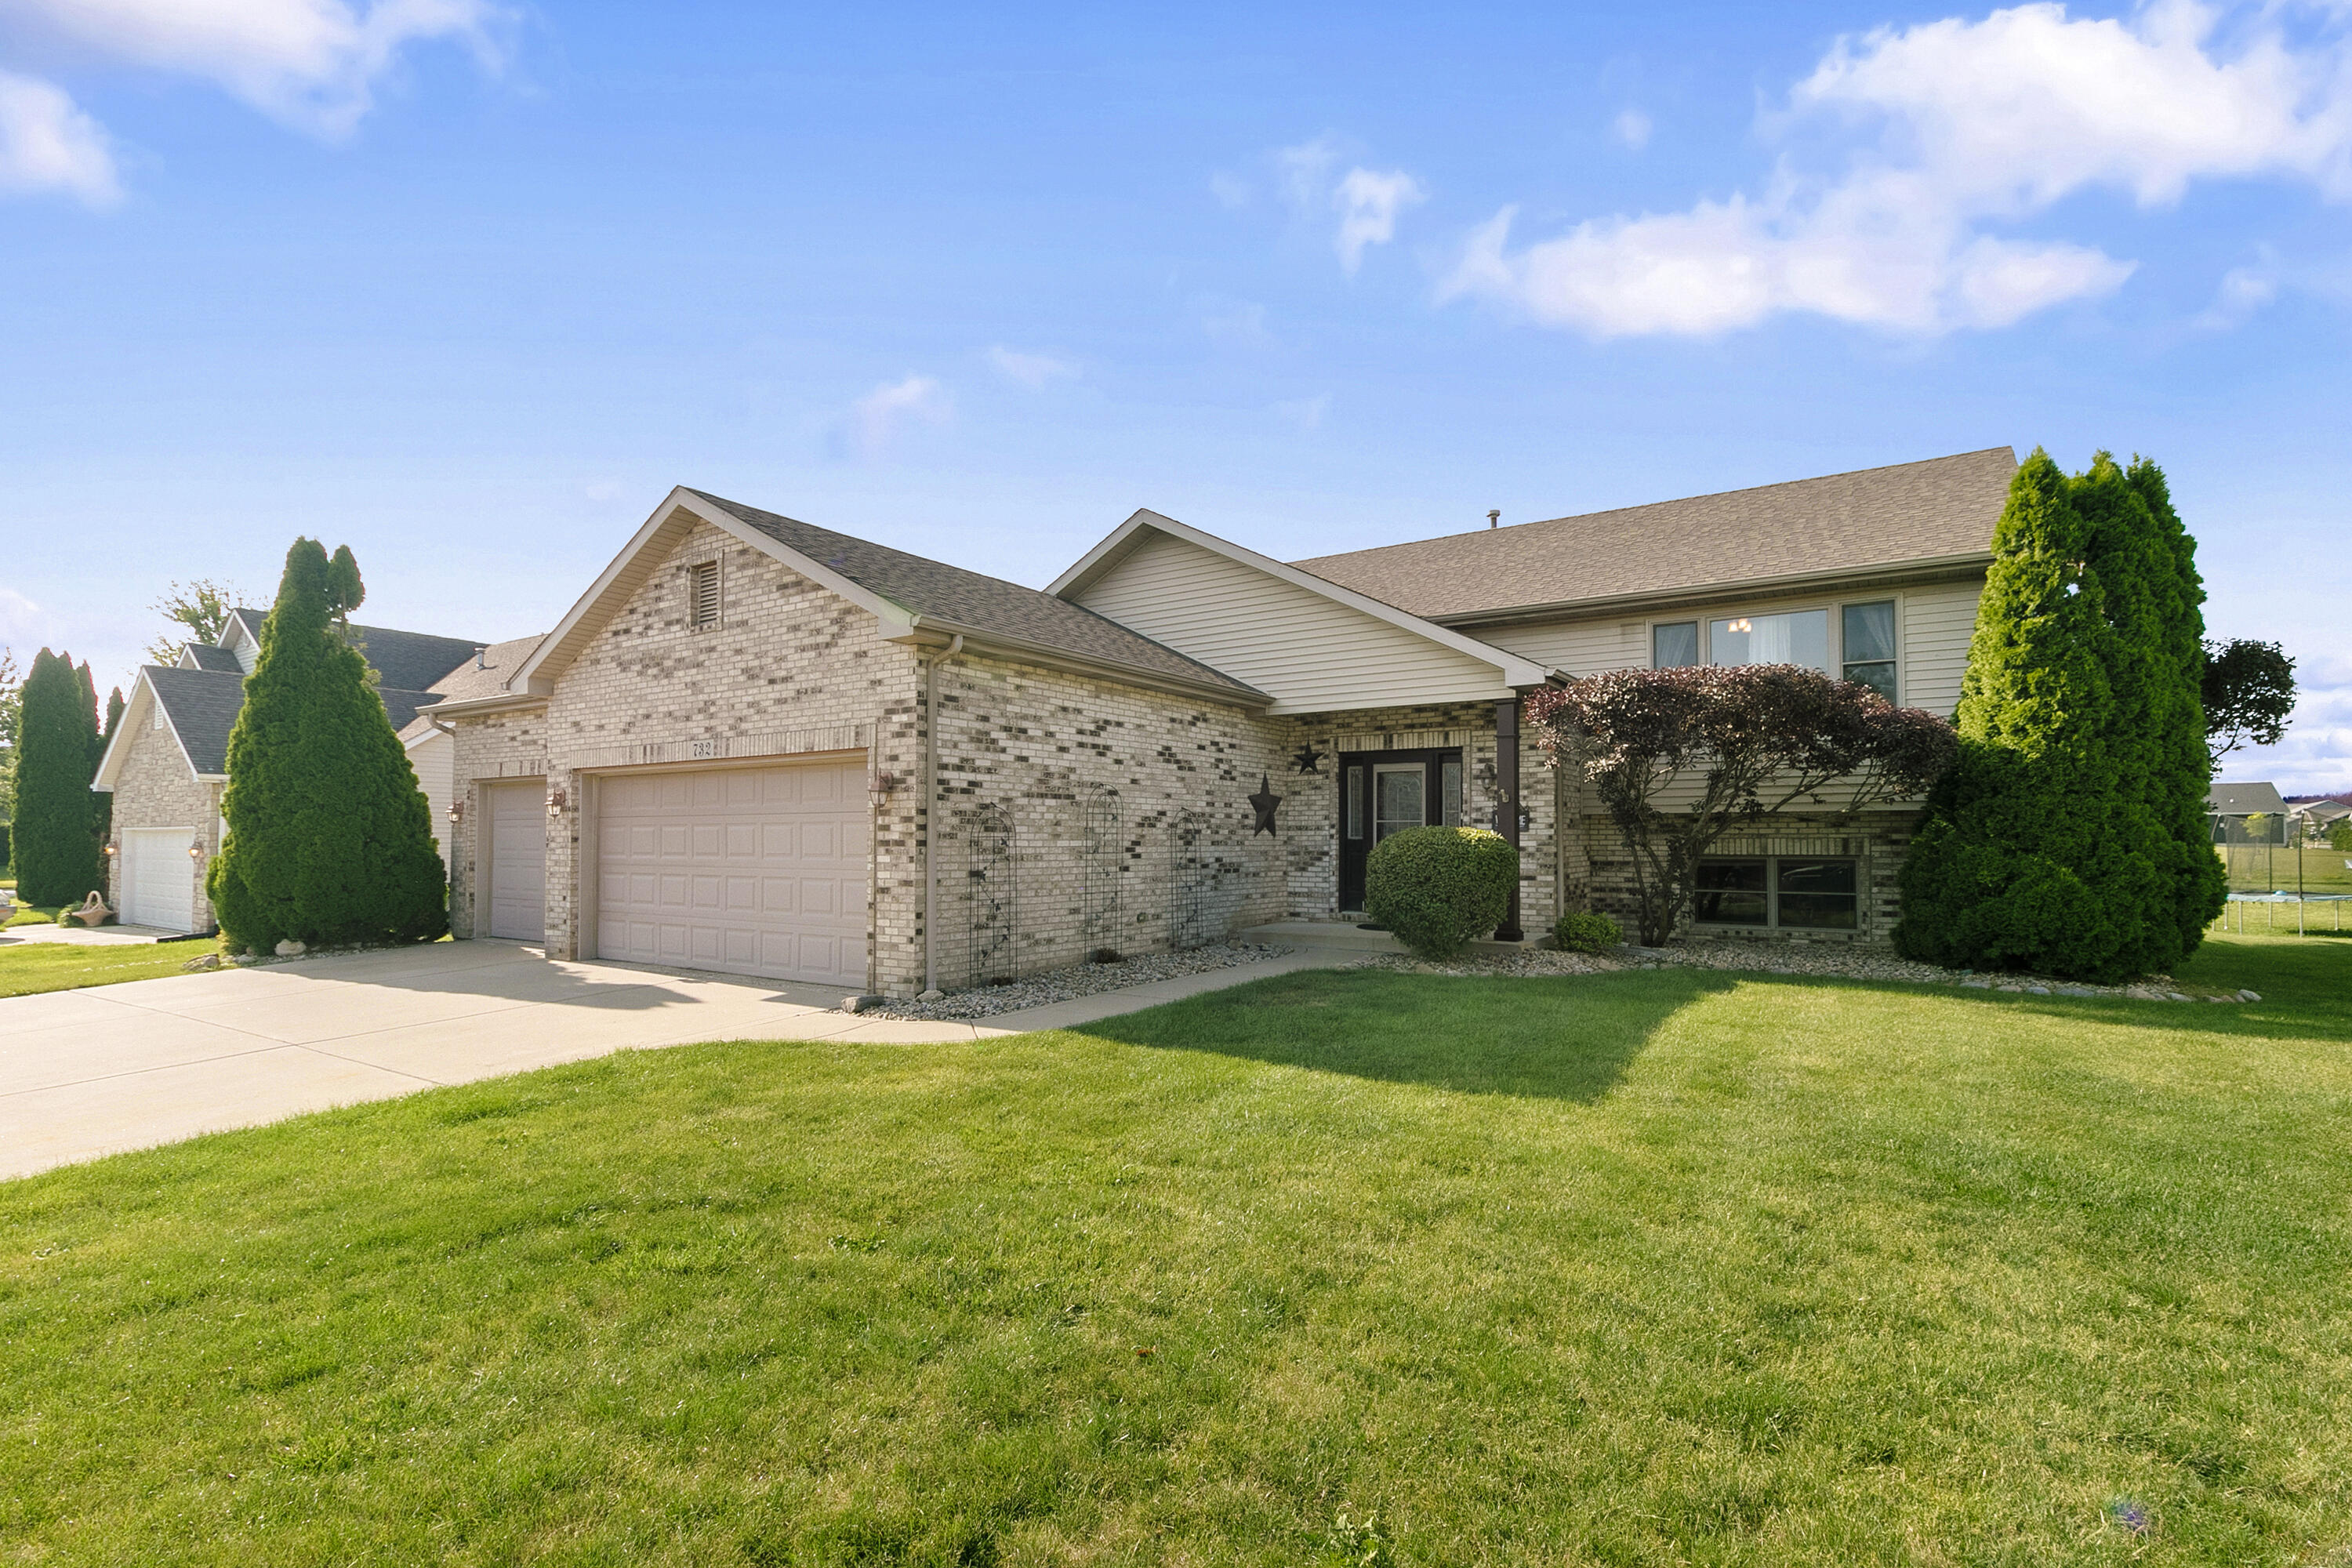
410, 729, 455, 867
1070, 531, 1516, 715
1476, 574, 1984, 715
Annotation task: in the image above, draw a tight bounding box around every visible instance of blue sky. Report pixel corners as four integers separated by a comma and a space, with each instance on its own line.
2, 0, 2347, 787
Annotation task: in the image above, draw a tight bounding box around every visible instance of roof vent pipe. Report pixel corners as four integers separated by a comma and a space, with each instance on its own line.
1487, 510, 1501, 529
474, 646, 488, 670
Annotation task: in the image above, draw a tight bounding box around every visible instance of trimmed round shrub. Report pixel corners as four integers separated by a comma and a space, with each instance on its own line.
1365, 826, 1517, 960
1552, 909, 1623, 953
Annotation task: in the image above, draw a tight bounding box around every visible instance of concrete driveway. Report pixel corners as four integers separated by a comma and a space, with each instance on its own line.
0, 941, 1004, 1181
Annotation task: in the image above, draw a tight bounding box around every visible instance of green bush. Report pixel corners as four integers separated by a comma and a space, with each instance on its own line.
1552, 909, 1623, 953
1365, 826, 1517, 960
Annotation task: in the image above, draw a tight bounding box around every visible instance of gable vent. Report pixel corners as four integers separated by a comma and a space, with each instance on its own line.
689, 561, 720, 629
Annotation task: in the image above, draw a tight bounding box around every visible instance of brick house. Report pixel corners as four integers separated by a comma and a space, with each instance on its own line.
433, 447, 2014, 996
90, 609, 514, 933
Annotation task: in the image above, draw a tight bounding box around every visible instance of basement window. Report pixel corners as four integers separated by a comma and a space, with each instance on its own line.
1695, 856, 1860, 931
688, 561, 720, 629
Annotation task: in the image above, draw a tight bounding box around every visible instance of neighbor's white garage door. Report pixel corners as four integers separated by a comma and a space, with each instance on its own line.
595, 760, 868, 987
122, 827, 196, 932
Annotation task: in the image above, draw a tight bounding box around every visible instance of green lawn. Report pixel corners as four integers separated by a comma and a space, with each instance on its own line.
4, 935, 2350, 1565
0, 938, 217, 998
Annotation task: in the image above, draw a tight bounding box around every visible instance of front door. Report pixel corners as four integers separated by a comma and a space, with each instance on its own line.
1337, 748, 1463, 912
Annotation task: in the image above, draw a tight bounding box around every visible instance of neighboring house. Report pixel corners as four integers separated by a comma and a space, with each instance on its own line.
91, 611, 505, 933
2286, 797, 2352, 840
434, 446, 2016, 995
2208, 781, 2289, 844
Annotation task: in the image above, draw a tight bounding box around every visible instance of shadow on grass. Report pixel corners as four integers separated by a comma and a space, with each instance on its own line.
1071, 965, 1740, 1103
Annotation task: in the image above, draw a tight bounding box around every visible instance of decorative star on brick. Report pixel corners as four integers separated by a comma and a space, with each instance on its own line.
1248, 775, 1283, 835
1291, 743, 1326, 775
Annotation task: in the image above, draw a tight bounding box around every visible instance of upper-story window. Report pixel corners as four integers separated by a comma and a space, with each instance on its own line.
688, 561, 720, 629
1653, 621, 1699, 668
1710, 609, 1829, 673
1650, 598, 1900, 702
1841, 601, 1897, 701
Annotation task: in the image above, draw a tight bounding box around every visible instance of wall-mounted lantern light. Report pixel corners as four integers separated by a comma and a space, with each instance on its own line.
102, 838, 118, 858
188, 837, 206, 861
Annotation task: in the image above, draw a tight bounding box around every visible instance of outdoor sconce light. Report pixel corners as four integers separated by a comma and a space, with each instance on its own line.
188, 838, 206, 861
547, 787, 568, 812
448, 799, 464, 825
103, 839, 118, 858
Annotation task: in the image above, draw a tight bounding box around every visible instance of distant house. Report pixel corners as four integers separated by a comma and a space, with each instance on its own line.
2208, 781, 2288, 844
90, 609, 544, 934
2287, 797, 2352, 840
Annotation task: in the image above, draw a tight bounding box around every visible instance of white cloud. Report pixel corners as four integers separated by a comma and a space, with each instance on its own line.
2194, 247, 2282, 327
987, 346, 1080, 390
1200, 297, 1271, 346
1446, 1, 2352, 337
1272, 136, 1426, 270
845, 374, 951, 460
2232, 659, 2352, 793
1611, 107, 1653, 151
0, 68, 114, 202
1207, 169, 1251, 209
1333, 166, 1425, 272
0, 0, 506, 138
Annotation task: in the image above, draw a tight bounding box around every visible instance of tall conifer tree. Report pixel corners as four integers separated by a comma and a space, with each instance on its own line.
1899, 448, 2223, 980
207, 539, 447, 952
13, 648, 102, 905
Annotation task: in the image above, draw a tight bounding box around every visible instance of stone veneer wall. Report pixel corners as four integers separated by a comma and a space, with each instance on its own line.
103, 718, 223, 931
924, 652, 1288, 992
1572, 807, 1918, 943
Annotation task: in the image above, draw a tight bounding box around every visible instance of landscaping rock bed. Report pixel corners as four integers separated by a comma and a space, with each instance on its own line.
1342, 940, 2253, 1002
869, 944, 1294, 1021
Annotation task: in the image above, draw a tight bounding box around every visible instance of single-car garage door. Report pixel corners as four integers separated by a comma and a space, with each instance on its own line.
122, 827, 196, 932
484, 781, 548, 942
595, 760, 868, 987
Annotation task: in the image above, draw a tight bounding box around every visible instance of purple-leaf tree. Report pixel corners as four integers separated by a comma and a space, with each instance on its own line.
1526, 665, 1958, 946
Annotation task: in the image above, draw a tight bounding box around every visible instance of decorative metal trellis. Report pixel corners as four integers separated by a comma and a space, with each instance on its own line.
965, 802, 1017, 986
1080, 788, 1121, 953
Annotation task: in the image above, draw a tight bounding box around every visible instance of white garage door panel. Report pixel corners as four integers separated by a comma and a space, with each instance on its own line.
486, 782, 548, 942
595, 760, 868, 987
123, 828, 196, 933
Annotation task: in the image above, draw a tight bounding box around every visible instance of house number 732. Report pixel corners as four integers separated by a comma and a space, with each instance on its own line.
688, 739, 720, 760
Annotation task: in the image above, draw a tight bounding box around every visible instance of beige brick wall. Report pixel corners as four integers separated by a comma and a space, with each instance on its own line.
923, 652, 1289, 992
448, 709, 550, 939
1573, 805, 1917, 945
103, 719, 223, 931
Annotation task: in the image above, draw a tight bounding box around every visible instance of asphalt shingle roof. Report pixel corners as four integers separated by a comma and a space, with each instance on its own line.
183, 643, 241, 673
687, 490, 1262, 696
2208, 782, 2288, 815
228, 610, 486, 692
1291, 448, 2019, 621
145, 667, 249, 776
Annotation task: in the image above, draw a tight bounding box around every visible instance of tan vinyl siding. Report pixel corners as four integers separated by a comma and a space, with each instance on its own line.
1477, 575, 1985, 715
1070, 530, 1516, 714
1896, 576, 1983, 717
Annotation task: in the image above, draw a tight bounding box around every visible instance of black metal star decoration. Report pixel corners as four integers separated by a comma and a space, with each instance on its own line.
1291, 743, 1326, 775
1248, 774, 1283, 835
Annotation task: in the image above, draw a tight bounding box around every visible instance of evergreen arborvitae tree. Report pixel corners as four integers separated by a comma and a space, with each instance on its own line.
2125, 457, 2229, 953
207, 539, 448, 953
13, 648, 103, 906
1897, 448, 2221, 982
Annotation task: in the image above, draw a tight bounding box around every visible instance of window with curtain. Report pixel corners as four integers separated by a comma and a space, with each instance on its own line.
1708, 609, 1829, 673
1653, 621, 1699, 668
1842, 601, 1897, 700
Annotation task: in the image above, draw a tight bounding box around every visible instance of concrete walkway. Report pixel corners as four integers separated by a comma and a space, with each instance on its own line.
0, 937, 1363, 1180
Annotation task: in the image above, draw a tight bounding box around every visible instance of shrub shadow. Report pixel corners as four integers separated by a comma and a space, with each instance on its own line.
1069, 966, 1740, 1104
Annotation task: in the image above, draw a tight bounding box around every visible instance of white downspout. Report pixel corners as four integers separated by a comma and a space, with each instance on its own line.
923, 634, 964, 996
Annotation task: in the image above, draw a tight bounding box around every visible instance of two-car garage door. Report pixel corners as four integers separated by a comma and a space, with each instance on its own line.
594, 760, 868, 988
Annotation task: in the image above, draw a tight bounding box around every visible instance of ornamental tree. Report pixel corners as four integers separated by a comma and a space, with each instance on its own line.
1526, 664, 1956, 946
2201, 637, 2296, 768
12, 648, 102, 906
207, 539, 447, 953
